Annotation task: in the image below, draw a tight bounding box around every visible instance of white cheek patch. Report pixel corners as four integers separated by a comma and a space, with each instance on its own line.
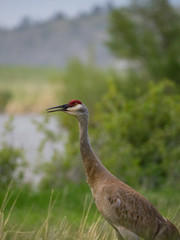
68, 104, 83, 112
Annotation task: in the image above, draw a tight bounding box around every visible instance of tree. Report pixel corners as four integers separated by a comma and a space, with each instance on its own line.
93, 79, 180, 189
107, 0, 180, 83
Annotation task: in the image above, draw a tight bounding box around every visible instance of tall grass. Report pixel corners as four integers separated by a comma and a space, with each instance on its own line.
0, 187, 115, 240
0, 185, 179, 240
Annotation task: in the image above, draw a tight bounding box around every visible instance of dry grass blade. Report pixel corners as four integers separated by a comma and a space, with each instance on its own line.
0, 186, 179, 240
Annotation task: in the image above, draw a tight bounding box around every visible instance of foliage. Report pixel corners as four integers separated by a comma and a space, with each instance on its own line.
0, 145, 23, 188
60, 58, 108, 113
40, 61, 180, 191
38, 57, 180, 191
107, 0, 180, 84
0, 184, 179, 239
0, 90, 12, 112
39, 59, 109, 188
0, 117, 25, 188
32, 115, 66, 189
93, 79, 180, 189
38, 149, 66, 189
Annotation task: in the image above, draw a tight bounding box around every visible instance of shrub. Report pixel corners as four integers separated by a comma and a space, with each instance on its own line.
0, 90, 12, 112
41, 60, 180, 191
59, 58, 108, 113
0, 117, 25, 188
40, 59, 109, 188
93, 79, 180, 189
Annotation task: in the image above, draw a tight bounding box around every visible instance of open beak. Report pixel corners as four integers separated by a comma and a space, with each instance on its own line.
47, 104, 69, 113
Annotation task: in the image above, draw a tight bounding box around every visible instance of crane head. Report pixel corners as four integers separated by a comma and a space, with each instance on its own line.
47, 100, 88, 117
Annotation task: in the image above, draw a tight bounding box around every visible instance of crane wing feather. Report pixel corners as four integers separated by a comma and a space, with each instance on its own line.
101, 183, 165, 238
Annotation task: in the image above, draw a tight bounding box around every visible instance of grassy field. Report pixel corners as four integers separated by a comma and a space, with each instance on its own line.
0, 183, 114, 240
0, 183, 179, 240
0, 66, 63, 113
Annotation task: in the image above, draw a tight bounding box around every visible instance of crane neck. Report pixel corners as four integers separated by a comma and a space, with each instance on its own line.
78, 114, 110, 188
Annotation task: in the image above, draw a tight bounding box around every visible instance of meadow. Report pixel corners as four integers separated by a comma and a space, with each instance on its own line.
0, 183, 179, 240
0, 65, 180, 239
0, 66, 62, 113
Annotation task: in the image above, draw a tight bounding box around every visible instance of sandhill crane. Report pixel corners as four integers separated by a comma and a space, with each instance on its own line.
47, 100, 180, 240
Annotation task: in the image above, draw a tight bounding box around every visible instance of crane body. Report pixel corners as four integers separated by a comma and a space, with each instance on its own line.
47, 100, 180, 240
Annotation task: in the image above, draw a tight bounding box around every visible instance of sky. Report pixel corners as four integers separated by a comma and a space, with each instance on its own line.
0, 0, 128, 28
0, 0, 179, 29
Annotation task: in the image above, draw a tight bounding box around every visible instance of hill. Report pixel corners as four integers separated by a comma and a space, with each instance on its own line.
0, 11, 116, 67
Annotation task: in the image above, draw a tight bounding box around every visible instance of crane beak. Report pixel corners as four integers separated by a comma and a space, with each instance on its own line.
46, 104, 69, 113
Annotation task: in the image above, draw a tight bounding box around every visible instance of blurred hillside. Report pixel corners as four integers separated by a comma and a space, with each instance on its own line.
0, 8, 118, 67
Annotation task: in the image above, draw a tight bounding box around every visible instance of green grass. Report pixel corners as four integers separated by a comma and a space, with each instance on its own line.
0, 183, 115, 240
0, 66, 63, 113
0, 62, 108, 113
0, 183, 179, 240
0, 65, 61, 83
0, 183, 97, 231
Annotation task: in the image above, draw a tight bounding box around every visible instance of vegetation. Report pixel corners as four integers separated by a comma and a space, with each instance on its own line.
0, 117, 24, 188
0, 0, 180, 237
0, 66, 61, 113
38, 65, 180, 192
0, 62, 179, 236
0, 184, 179, 239
0, 90, 12, 112
59, 58, 108, 111
93, 79, 180, 189
107, 0, 180, 84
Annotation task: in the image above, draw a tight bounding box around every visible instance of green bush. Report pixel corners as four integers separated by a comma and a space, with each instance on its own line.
0, 90, 12, 112
40, 59, 109, 188
0, 117, 24, 188
41, 60, 180, 191
93, 79, 180, 189
0, 145, 23, 187
59, 58, 108, 113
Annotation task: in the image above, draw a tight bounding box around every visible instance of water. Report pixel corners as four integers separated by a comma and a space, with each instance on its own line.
0, 114, 64, 185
